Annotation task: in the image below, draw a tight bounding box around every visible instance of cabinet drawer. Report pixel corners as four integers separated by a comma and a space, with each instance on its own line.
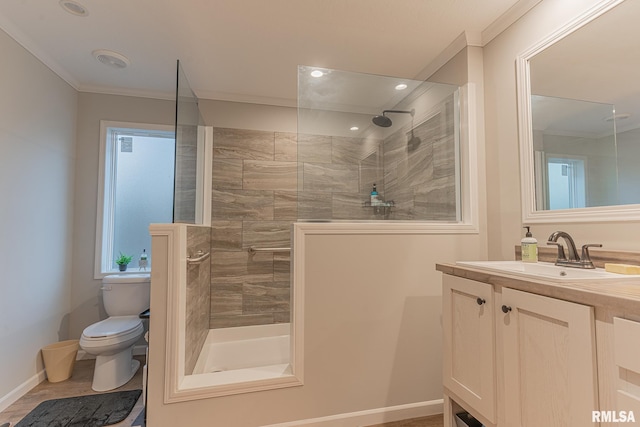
614, 317, 640, 373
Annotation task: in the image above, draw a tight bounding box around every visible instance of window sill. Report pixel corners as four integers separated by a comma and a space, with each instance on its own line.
94, 269, 151, 280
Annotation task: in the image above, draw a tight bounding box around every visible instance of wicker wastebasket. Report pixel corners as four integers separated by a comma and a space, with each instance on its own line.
41, 339, 79, 382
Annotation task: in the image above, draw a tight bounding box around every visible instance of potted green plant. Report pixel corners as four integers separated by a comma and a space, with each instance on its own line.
115, 252, 133, 271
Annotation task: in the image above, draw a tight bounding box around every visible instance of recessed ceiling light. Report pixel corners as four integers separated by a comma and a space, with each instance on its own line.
310, 70, 324, 78
395, 83, 408, 90
92, 49, 130, 69
350, 126, 359, 131
59, 0, 89, 16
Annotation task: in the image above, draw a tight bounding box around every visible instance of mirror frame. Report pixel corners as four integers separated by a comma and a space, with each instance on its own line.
516, 0, 640, 223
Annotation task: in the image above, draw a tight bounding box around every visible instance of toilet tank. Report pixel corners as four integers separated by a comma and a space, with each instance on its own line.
102, 274, 151, 316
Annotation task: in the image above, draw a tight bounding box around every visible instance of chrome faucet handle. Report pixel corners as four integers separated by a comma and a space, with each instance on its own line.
581, 244, 602, 265
546, 241, 567, 260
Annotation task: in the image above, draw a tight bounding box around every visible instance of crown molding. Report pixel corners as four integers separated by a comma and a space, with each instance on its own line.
77, 84, 175, 101
0, 13, 79, 90
413, 31, 469, 81
482, 0, 544, 45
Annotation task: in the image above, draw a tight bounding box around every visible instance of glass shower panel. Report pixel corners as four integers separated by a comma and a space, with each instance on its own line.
297, 66, 460, 221
174, 60, 205, 223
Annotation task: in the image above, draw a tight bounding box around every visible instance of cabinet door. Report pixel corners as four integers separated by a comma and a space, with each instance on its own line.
443, 275, 496, 423
501, 287, 598, 427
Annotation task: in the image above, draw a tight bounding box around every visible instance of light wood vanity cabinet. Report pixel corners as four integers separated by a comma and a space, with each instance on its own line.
442, 274, 600, 427
442, 276, 496, 423
501, 287, 598, 427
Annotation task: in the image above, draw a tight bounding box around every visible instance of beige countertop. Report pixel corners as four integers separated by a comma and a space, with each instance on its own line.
436, 262, 640, 312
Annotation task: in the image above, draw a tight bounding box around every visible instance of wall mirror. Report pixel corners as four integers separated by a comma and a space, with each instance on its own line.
517, 0, 640, 222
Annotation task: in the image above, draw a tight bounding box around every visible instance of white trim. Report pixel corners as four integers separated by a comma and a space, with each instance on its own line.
459, 84, 479, 230
516, 0, 640, 223
149, 223, 185, 403
78, 85, 175, 101
414, 31, 469, 81
293, 221, 478, 234
260, 399, 443, 427
0, 369, 46, 413
94, 121, 175, 279
481, 0, 544, 45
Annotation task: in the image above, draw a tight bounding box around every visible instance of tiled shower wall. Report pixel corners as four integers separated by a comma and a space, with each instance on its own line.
174, 123, 198, 223
210, 129, 296, 328
185, 225, 211, 374
208, 97, 456, 328
383, 94, 457, 221
209, 128, 384, 328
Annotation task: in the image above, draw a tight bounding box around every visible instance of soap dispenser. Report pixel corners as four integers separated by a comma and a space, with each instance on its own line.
521, 226, 538, 263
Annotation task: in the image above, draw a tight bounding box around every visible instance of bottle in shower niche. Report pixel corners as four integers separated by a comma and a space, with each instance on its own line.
370, 183, 380, 206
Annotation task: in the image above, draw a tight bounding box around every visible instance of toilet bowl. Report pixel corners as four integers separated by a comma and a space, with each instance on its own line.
80, 273, 150, 391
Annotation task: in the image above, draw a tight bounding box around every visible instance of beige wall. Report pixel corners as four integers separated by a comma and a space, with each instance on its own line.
149, 232, 486, 426
482, 0, 640, 259
69, 93, 174, 339
0, 28, 77, 403
200, 99, 297, 133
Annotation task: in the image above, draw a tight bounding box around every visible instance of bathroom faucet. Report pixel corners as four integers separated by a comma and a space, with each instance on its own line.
546, 231, 602, 269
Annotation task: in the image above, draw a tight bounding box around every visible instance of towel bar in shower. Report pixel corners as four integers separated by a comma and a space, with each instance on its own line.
186, 250, 210, 264
248, 247, 291, 253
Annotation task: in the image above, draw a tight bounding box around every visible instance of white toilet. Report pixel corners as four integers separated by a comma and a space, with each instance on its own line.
80, 273, 150, 392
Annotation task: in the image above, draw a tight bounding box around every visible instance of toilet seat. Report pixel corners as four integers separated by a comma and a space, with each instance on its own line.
83, 316, 141, 338
81, 316, 143, 349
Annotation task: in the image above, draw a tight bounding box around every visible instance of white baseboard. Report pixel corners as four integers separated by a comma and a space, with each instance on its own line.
261, 399, 443, 427
77, 344, 148, 360
0, 369, 46, 413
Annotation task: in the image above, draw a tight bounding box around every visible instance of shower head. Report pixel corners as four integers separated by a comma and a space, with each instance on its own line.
371, 109, 415, 127
372, 114, 393, 127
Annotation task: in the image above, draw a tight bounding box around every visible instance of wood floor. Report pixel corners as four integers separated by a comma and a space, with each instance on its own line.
0, 355, 443, 427
366, 414, 444, 427
0, 356, 145, 427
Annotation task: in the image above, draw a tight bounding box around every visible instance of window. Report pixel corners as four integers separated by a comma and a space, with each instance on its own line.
95, 121, 175, 277
546, 156, 586, 210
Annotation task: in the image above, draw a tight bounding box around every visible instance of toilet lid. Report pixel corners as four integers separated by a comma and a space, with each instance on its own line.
83, 316, 141, 338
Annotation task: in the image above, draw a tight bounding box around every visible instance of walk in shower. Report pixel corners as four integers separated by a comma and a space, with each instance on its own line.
297, 66, 460, 222
160, 64, 462, 398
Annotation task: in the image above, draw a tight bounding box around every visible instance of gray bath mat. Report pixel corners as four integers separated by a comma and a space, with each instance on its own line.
15, 389, 141, 427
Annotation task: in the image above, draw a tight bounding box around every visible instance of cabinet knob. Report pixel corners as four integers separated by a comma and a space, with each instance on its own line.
476, 298, 486, 305
502, 305, 512, 313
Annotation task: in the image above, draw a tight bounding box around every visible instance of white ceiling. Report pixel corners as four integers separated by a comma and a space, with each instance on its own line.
0, 0, 531, 106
